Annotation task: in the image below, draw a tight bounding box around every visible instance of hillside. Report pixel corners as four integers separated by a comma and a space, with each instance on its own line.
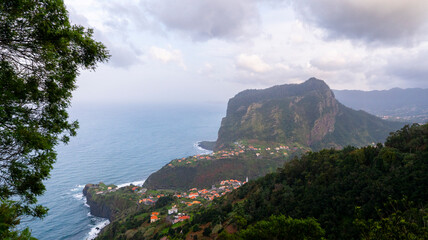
96, 124, 428, 240
143, 142, 308, 190
334, 88, 428, 123
216, 78, 404, 151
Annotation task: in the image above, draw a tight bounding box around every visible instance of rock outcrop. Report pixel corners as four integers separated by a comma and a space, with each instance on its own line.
215, 78, 403, 151
83, 184, 114, 221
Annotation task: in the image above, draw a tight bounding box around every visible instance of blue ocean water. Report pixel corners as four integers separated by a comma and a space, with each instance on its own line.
22, 103, 225, 240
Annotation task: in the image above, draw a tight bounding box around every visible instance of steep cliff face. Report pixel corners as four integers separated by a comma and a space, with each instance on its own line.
215, 78, 403, 151
83, 184, 114, 220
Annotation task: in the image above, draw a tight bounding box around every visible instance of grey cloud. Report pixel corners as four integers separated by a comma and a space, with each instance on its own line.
103, 2, 150, 32
144, 0, 260, 41
88, 28, 143, 69
67, 7, 90, 26
107, 44, 142, 68
291, 0, 428, 46
385, 50, 428, 86
67, 7, 140, 68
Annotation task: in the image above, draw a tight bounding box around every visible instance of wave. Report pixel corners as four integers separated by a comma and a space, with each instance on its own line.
70, 184, 85, 192
86, 219, 110, 240
73, 193, 84, 201
194, 141, 213, 155
116, 180, 146, 189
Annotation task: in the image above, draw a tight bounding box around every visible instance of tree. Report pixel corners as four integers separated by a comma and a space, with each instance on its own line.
0, 0, 109, 236
239, 215, 325, 240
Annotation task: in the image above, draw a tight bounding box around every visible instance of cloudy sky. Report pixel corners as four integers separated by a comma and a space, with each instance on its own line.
64, 0, 428, 104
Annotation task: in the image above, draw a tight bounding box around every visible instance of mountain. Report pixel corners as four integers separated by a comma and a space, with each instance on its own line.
215, 78, 404, 151
143, 78, 404, 190
334, 88, 428, 123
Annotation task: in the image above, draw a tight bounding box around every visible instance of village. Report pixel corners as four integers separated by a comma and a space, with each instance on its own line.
87, 177, 247, 226
85, 142, 308, 227
140, 178, 247, 224
166, 141, 305, 168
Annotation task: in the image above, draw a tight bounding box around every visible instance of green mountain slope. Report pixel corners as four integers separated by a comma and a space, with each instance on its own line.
143, 144, 307, 190
216, 78, 404, 151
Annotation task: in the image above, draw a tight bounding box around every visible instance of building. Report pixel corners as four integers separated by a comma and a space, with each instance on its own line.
168, 206, 178, 215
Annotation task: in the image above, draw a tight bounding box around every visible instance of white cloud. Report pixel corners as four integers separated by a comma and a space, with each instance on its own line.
149, 46, 186, 69
235, 54, 272, 73
310, 54, 363, 71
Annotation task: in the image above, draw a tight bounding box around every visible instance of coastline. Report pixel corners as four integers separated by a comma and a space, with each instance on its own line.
83, 180, 146, 239
196, 140, 216, 151
83, 141, 213, 239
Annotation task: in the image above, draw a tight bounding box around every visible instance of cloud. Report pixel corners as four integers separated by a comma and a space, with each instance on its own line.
291, 0, 428, 45
108, 45, 142, 68
149, 46, 186, 69
198, 63, 214, 76
236, 54, 272, 73
145, 0, 260, 41
310, 55, 362, 71
385, 49, 428, 85
66, 2, 144, 69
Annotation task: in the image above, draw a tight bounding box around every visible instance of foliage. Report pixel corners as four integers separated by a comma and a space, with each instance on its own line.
144, 153, 286, 190
155, 196, 174, 209
0, 199, 36, 239
0, 0, 108, 236
182, 124, 427, 239
239, 215, 325, 240
215, 78, 403, 151
354, 198, 428, 240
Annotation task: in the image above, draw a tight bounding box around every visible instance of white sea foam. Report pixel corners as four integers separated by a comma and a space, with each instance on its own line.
73, 193, 84, 201
86, 219, 110, 240
70, 184, 85, 192
194, 141, 213, 155
116, 180, 146, 189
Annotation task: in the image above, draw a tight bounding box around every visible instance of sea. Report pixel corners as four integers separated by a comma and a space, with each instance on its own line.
22, 103, 226, 240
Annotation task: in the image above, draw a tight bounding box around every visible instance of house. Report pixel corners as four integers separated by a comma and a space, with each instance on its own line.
140, 198, 155, 205
172, 215, 190, 224
150, 212, 160, 223
168, 206, 178, 215
150, 215, 159, 223
188, 192, 199, 198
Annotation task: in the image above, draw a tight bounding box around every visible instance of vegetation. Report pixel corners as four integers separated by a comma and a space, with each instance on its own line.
0, 0, 109, 237
216, 78, 403, 151
96, 123, 427, 239
143, 142, 308, 190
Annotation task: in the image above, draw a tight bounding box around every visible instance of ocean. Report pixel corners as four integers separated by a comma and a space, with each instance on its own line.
22, 103, 226, 240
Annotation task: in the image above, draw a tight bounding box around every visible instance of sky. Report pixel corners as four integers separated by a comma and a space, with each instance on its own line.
64, 0, 428, 104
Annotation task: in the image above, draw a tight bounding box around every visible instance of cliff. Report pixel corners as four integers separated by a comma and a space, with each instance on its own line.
83, 183, 136, 221
83, 184, 114, 220
215, 78, 404, 151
